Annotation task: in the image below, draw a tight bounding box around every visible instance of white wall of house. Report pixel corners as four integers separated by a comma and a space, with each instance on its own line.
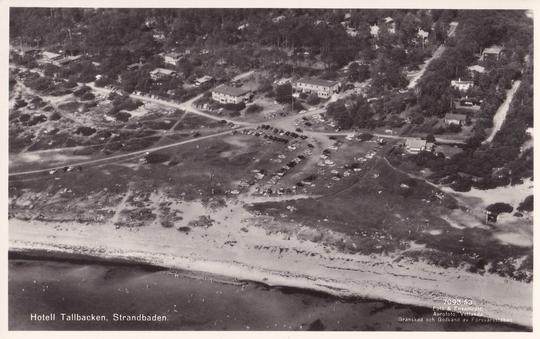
294, 82, 339, 98
211, 91, 248, 104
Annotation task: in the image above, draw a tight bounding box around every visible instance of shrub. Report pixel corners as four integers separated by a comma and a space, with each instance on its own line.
81, 92, 96, 101
292, 101, 305, 112
73, 85, 91, 97
27, 114, 47, 126
358, 133, 373, 141
223, 102, 245, 112
447, 123, 462, 133
145, 153, 170, 164
115, 111, 131, 122
19, 113, 30, 122
517, 195, 533, 212
58, 101, 80, 112
306, 93, 320, 105
177, 226, 191, 233
75, 126, 97, 136
450, 176, 472, 192
486, 202, 514, 215
245, 103, 263, 114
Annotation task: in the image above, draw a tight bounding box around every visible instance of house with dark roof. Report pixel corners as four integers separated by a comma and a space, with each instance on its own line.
481, 45, 504, 61
444, 113, 468, 126
294, 77, 341, 99
211, 84, 251, 104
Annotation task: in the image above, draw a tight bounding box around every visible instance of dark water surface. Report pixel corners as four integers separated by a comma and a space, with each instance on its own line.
8, 252, 528, 331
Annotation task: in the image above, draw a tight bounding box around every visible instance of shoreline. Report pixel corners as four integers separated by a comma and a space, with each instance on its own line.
8, 248, 530, 331
8, 217, 533, 329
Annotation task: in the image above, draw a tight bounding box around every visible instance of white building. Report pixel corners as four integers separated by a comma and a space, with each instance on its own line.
41, 51, 61, 62
163, 52, 183, 66
444, 113, 467, 126
194, 75, 214, 87
294, 77, 341, 99
405, 139, 434, 154
150, 68, 177, 80
370, 24, 380, 38
450, 79, 474, 92
467, 65, 486, 75
211, 85, 251, 104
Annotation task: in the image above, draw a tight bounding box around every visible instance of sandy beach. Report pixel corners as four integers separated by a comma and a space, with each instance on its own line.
8, 198, 533, 328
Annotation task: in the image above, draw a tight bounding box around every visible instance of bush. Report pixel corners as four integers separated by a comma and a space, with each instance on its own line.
27, 114, 47, 126
358, 133, 373, 141
450, 176, 472, 192
14, 99, 28, 109
447, 123, 462, 133
292, 101, 305, 112
49, 112, 61, 121
245, 103, 263, 114
145, 153, 171, 164
486, 202, 514, 215
49, 88, 73, 96
81, 92, 96, 101
19, 113, 30, 122
411, 115, 425, 125
306, 93, 320, 105
517, 195, 533, 212
73, 85, 91, 97
95, 76, 111, 87
177, 226, 191, 233
223, 102, 245, 112
110, 95, 143, 114
115, 111, 131, 122
58, 101, 80, 112
75, 126, 97, 136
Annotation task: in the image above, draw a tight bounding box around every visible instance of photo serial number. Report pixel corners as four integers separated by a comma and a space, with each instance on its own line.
442, 298, 474, 306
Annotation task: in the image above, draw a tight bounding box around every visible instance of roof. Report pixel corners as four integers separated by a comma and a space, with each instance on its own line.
451, 79, 474, 85
164, 52, 183, 59
196, 75, 213, 83
467, 65, 486, 73
483, 45, 503, 54
370, 24, 380, 36
296, 77, 340, 88
445, 113, 467, 121
212, 84, 250, 97
417, 29, 429, 39
55, 55, 81, 65
405, 139, 427, 149
42, 51, 61, 59
150, 68, 176, 75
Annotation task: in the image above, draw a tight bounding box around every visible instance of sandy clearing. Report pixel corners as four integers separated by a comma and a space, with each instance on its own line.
494, 232, 532, 247
484, 80, 521, 143
445, 178, 533, 210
